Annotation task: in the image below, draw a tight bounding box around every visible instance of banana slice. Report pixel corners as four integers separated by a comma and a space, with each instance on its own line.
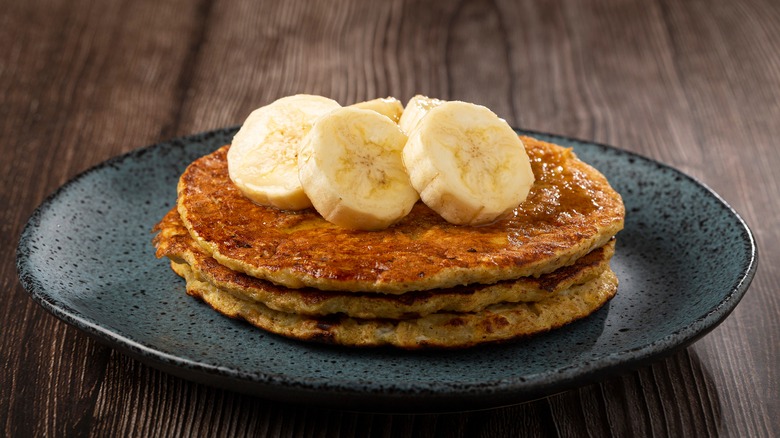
403, 101, 535, 226
227, 94, 341, 210
398, 95, 445, 134
298, 107, 418, 230
351, 97, 404, 123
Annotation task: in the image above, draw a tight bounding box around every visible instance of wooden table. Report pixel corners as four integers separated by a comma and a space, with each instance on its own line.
2, 0, 778, 436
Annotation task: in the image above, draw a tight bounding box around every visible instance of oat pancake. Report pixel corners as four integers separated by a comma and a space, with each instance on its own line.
171, 261, 618, 349
176, 136, 625, 293
154, 207, 615, 319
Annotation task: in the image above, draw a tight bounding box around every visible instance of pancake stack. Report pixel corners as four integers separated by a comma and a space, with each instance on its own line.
153, 136, 624, 348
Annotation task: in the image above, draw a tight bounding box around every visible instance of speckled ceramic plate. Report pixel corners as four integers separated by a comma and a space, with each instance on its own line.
16, 128, 756, 412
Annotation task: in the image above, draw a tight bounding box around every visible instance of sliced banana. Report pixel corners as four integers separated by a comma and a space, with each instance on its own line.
398, 95, 445, 134
227, 94, 341, 210
351, 97, 404, 123
403, 101, 535, 226
298, 107, 418, 231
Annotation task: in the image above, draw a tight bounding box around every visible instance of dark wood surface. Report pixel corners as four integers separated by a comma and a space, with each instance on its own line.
2, 0, 778, 436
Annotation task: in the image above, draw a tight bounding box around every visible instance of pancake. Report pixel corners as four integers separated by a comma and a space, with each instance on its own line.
176, 136, 625, 293
170, 261, 618, 349
154, 206, 616, 319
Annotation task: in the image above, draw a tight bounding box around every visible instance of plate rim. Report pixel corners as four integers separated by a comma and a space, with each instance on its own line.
15, 127, 758, 412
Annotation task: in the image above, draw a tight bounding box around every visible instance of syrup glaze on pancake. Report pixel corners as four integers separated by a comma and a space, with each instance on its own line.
171, 261, 618, 349
177, 136, 625, 293
154, 207, 615, 319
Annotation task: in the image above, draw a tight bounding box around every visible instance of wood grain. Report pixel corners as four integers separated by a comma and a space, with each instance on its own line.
2, 0, 778, 436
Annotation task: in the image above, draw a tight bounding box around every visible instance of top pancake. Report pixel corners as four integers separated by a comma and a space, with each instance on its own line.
177, 136, 624, 293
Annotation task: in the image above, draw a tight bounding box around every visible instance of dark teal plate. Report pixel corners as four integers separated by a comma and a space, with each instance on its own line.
16, 128, 757, 412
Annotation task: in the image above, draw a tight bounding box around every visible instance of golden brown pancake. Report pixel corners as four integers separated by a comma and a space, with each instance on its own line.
171, 261, 618, 349
154, 207, 615, 319
176, 136, 625, 293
